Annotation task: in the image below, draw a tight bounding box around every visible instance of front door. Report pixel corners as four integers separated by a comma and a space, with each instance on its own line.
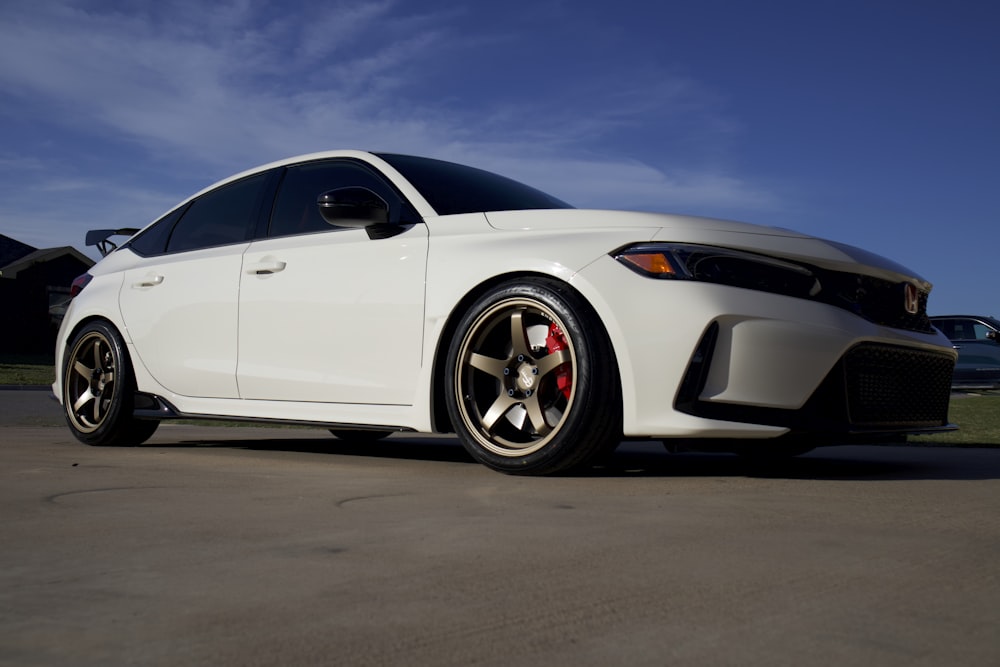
236, 159, 428, 405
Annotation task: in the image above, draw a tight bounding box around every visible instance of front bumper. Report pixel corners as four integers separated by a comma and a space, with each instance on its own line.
677, 330, 954, 436
573, 255, 957, 439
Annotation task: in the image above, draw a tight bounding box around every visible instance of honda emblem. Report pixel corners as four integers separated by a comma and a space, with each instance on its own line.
903, 282, 919, 315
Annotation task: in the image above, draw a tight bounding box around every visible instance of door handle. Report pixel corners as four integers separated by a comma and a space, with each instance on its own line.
132, 274, 164, 288
246, 260, 287, 275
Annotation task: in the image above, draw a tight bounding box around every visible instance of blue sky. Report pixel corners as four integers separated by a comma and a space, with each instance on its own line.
1, 0, 996, 315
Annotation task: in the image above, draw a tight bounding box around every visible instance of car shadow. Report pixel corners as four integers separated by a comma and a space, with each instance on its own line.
596, 441, 1000, 481
165, 430, 1000, 482
172, 432, 478, 465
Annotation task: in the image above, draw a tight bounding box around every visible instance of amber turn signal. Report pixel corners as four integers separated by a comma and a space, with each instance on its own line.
619, 252, 676, 275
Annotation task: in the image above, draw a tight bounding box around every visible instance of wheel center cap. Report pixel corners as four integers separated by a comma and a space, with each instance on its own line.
90, 369, 104, 393
516, 363, 536, 391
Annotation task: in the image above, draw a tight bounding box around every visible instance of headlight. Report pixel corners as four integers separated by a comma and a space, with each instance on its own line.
613, 243, 821, 299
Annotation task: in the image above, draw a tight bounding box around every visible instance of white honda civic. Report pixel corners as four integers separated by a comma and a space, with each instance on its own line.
53, 151, 957, 474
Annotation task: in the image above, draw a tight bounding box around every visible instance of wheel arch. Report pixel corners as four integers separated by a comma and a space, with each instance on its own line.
428, 270, 622, 433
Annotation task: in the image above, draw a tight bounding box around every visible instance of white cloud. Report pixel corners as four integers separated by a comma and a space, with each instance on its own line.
434, 149, 777, 214
0, 0, 781, 252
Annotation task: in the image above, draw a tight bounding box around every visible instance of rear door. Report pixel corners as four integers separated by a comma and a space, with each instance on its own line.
119, 173, 269, 398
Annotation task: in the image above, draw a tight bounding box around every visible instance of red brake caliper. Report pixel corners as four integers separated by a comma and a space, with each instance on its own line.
544, 323, 573, 400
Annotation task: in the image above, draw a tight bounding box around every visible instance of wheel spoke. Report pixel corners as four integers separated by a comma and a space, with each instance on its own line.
480, 393, 518, 434
92, 397, 105, 424
509, 310, 531, 358
535, 349, 571, 377
72, 360, 91, 380
90, 340, 103, 368
523, 393, 553, 436
72, 388, 94, 416
468, 353, 508, 380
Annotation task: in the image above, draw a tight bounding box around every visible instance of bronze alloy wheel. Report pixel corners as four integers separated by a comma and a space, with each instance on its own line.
63, 321, 159, 446
446, 279, 621, 474
454, 298, 576, 456
65, 328, 117, 434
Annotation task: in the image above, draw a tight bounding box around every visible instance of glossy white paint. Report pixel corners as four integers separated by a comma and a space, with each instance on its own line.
237, 225, 428, 404
52, 150, 956, 444
118, 243, 248, 398
568, 255, 949, 436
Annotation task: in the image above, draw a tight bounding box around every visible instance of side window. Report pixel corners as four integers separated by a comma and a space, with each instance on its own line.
268, 161, 404, 238
972, 322, 994, 341
952, 319, 976, 341
167, 173, 267, 253
127, 206, 186, 256
934, 319, 956, 339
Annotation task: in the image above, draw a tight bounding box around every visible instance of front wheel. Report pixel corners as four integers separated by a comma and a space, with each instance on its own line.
445, 279, 621, 475
63, 321, 159, 446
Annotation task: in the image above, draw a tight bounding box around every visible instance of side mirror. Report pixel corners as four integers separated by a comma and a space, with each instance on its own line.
317, 187, 389, 228
988, 330, 999, 343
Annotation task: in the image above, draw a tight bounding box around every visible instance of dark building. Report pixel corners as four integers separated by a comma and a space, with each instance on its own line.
0, 234, 94, 359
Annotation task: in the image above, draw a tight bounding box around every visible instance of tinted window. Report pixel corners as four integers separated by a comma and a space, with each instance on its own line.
166, 173, 267, 253
376, 153, 572, 215
127, 206, 186, 256
269, 161, 406, 237
933, 316, 1000, 341
934, 319, 957, 339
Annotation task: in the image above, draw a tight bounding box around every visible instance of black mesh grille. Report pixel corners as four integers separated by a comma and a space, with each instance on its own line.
677, 340, 955, 435
842, 344, 954, 427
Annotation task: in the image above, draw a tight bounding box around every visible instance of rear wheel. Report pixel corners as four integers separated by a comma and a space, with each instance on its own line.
63, 321, 159, 446
445, 278, 621, 475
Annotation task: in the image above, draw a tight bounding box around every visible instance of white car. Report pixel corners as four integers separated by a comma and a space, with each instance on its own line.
54, 151, 957, 474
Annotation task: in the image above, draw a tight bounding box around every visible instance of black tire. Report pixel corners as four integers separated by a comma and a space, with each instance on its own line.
445, 278, 621, 475
329, 429, 393, 442
62, 320, 159, 446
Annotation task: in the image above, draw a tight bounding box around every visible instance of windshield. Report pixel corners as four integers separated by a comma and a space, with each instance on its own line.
377, 153, 572, 215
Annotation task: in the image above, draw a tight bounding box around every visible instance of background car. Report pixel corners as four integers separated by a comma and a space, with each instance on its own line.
53, 151, 957, 474
931, 315, 1000, 389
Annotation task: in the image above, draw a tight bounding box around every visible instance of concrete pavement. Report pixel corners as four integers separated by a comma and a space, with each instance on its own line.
2, 390, 1000, 666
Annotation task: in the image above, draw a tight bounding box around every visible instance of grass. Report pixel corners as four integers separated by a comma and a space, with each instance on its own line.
909, 393, 1000, 447
2, 361, 998, 446
0, 362, 54, 386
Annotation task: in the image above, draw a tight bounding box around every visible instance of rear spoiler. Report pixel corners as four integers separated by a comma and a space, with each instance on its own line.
85, 228, 140, 257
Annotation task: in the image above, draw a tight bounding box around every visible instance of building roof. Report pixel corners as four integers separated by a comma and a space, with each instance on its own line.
0, 233, 37, 268
0, 245, 94, 279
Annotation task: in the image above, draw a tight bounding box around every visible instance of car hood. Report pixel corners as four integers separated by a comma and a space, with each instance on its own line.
484, 209, 929, 287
